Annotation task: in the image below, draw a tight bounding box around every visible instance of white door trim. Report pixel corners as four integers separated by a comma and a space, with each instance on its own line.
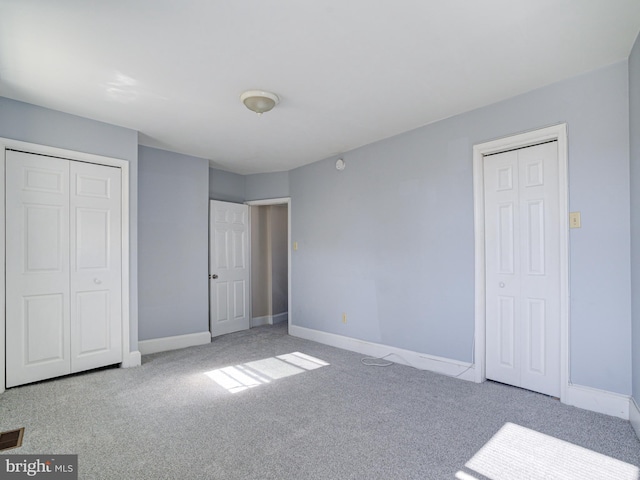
0, 137, 136, 393
245, 197, 292, 330
472, 124, 569, 401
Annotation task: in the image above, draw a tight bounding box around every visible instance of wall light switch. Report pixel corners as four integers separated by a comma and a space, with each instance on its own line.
293, 241, 298, 251
569, 212, 581, 229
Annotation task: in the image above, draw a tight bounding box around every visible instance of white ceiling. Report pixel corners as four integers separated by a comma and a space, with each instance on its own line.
1, 1, 639, 175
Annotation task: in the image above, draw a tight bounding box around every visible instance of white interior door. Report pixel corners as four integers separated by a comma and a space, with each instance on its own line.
484, 141, 561, 397
70, 160, 122, 372
6, 151, 71, 387
5, 150, 122, 388
209, 200, 250, 338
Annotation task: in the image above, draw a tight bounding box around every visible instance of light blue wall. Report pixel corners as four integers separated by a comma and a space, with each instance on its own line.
246, 171, 290, 201
210, 169, 289, 203
0, 97, 140, 350
209, 167, 245, 203
1, 57, 635, 398
0, 97, 137, 161
630, 32, 640, 405
290, 61, 632, 394
138, 146, 209, 340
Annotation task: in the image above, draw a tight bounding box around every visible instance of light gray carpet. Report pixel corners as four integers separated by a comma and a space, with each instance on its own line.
1, 324, 638, 479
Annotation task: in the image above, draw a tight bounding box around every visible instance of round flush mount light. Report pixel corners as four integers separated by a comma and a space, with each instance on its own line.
240, 90, 279, 114
335, 158, 346, 171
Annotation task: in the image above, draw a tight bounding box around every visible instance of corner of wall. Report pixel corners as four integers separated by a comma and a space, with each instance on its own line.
629, 29, 640, 429
563, 383, 630, 419
138, 332, 211, 355
631, 396, 640, 438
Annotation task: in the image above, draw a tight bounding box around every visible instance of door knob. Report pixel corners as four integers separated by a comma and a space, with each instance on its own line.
209, 274, 218, 279
499, 282, 505, 288
94, 278, 102, 285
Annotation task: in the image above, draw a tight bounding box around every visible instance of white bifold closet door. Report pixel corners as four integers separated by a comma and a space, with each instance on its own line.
484, 141, 561, 397
5, 150, 122, 388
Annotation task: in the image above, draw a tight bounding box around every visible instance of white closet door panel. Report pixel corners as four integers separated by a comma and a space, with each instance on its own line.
498, 295, 516, 368
485, 150, 522, 387
76, 209, 110, 268
518, 142, 560, 396
70, 161, 122, 372
25, 205, 65, 272
5, 151, 71, 387
23, 294, 66, 364
76, 290, 111, 352
484, 142, 560, 397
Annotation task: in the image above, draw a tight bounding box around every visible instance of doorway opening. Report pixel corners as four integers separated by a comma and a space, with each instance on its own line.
247, 198, 291, 332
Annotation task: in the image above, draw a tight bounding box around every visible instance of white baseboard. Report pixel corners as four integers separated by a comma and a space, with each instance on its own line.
630, 397, 640, 439
120, 350, 142, 368
563, 383, 630, 419
251, 315, 272, 327
288, 325, 475, 381
287, 326, 635, 421
138, 331, 211, 355
273, 312, 288, 324
251, 312, 288, 327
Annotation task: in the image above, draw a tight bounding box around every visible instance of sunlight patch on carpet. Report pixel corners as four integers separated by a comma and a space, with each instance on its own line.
456, 422, 639, 480
204, 352, 329, 393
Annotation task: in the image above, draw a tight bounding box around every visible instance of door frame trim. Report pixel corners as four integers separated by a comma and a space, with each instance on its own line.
472, 124, 569, 402
245, 197, 292, 330
0, 138, 134, 393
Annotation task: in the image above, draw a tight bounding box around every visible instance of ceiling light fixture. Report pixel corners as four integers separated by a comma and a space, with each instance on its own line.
240, 90, 279, 115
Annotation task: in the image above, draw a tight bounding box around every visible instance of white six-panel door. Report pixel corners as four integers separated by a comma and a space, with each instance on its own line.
5, 150, 122, 387
70, 160, 122, 372
484, 141, 561, 397
209, 200, 250, 338
6, 152, 71, 386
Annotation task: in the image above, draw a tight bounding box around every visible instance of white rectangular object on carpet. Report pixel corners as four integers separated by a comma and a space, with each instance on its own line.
462, 422, 638, 480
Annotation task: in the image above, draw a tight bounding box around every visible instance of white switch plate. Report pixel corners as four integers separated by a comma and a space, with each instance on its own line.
569, 212, 581, 228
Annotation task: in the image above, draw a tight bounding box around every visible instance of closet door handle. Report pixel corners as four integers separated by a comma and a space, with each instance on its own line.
209, 274, 218, 279
94, 278, 102, 285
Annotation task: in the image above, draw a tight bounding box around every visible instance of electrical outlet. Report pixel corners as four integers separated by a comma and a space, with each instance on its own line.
342, 313, 347, 324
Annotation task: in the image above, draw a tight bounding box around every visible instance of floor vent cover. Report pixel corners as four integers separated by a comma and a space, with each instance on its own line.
0, 428, 24, 451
